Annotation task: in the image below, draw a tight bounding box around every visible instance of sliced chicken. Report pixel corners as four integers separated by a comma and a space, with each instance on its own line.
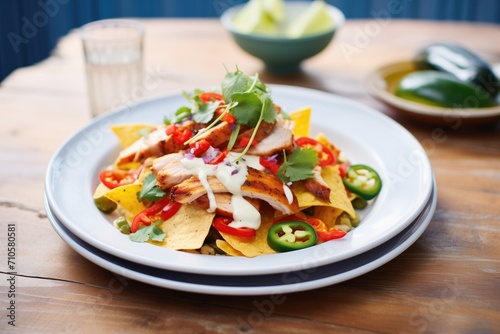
194, 121, 233, 148
195, 193, 261, 217
303, 166, 331, 203
115, 127, 169, 166
115, 124, 192, 166
171, 167, 299, 215
152, 152, 193, 189
236, 120, 293, 156
237, 121, 276, 144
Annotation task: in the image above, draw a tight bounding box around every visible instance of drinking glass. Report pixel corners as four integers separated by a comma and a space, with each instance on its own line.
81, 19, 144, 117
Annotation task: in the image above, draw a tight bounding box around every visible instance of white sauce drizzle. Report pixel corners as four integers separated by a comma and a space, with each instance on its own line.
180, 152, 263, 230
283, 184, 294, 205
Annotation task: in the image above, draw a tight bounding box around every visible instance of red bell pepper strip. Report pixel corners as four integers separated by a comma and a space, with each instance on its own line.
212, 216, 256, 238
295, 137, 336, 167
99, 169, 137, 189
131, 197, 182, 233
305, 217, 347, 241
199, 92, 224, 103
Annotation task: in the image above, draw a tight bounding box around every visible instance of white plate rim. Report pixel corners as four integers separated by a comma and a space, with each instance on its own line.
45, 180, 436, 296
45, 84, 434, 276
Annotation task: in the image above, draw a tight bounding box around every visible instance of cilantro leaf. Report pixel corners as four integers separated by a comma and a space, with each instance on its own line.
165, 106, 192, 125
260, 93, 276, 123
129, 221, 166, 243
193, 101, 219, 124
222, 69, 253, 99
277, 148, 319, 183
230, 92, 262, 127
137, 173, 166, 201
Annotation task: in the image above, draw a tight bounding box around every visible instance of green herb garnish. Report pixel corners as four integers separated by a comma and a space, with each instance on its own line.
137, 173, 166, 201
277, 148, 319, 183
129, 220, 166, 243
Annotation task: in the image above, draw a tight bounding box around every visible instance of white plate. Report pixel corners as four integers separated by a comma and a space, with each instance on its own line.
45, 180, 436, 296
45, 85, 434, 276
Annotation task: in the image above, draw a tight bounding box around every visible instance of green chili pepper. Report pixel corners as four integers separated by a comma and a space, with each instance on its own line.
415, 43, 500, 98
395, 71, 496, 108
267, 221, 318, 252
342, 164, 382, 201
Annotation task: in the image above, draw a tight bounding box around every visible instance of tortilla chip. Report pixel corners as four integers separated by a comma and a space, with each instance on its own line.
288, 106, 311, 137
291, 165, 355, 222
311, 206, 344, 229
219, 209, 277, 258
104, 184, 146, 215
216, 239, 243, 257
161, 204, 215, 250
110, 124, 158, 148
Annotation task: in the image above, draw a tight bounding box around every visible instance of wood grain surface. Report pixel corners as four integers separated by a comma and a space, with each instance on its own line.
0, 19, 499, 333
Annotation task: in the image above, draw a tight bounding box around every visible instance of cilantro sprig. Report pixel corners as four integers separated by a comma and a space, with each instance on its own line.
222, 68, 276, 160
276, 148, 319, 183
137, 173, 166, 201
181, 68, 277, 159
129, 220, 166, 243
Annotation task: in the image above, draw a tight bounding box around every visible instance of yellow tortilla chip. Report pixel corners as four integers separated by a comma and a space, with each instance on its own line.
110, 124, 158, 148
288, 106, 311, 137
104, 184, 146, 215
161, 204, 215, 250
219, 209, 277, 258
291, 165, 355, 221
216, 239, 243, 257
311, 206, 344, 229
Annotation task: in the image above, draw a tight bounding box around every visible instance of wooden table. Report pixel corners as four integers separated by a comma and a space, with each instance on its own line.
1, 19, 499, 333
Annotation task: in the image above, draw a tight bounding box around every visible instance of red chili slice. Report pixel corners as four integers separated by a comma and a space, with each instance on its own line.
305, 217, 347, 241
295, 137, 336, 167
199, 92, 224, 103
213, 216, 256, 238
99, 169, 136, 189
131, 197, 182, 233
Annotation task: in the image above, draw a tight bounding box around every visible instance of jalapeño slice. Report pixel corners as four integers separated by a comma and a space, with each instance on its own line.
267, 221, 318, 252
342, 164, 382, 201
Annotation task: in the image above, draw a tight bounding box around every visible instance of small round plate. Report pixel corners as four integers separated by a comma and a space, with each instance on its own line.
366, 61, 500, 126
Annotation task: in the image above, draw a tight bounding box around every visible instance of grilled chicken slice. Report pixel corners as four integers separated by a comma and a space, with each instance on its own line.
115, 124, 192, 166
195, 193, 261, 216
115, 127, 169, 166
235, 120, 293, 156
171, 167, 299, 215
237, 121, 276, 144
152, 152, 192, 189
195, 121, 234, 148
303, 166, 331, 203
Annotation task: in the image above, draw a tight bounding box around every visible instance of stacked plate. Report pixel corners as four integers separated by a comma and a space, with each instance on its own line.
45, 85, 436, 296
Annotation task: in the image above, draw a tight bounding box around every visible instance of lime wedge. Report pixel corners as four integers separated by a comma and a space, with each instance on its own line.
232, 0, 281, 35
285, 0, 334, 38
263, 0, 285, 23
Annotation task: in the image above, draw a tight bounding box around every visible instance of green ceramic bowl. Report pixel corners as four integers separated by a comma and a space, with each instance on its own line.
221, 1, 345, 74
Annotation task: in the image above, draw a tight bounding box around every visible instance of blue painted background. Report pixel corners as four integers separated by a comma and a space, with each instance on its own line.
1, 0, 499, 83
